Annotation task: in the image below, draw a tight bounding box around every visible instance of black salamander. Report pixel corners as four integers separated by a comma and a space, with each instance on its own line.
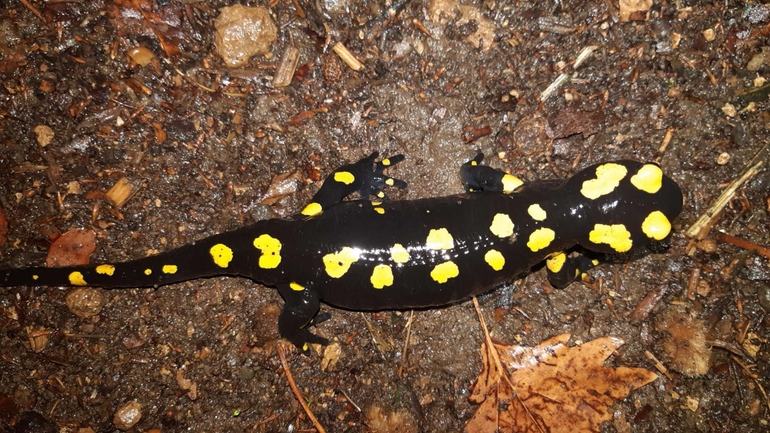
1, 153, 683, 351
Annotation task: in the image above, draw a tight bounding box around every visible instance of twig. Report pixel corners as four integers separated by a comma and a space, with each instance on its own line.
644, 350, 673, 380
336, 388, 361, 413
398, 310, 415, 378
685, 160, 763, 251
19, 0, 48, 27
332, 42, 364, 71
656, 127, 675, 160
471, 298, 546, 433
714, 232, 770, 259
472, 297, 510, 388
540, 45, 598, 102
276, 345, 326, 433
731, 355, 770, 411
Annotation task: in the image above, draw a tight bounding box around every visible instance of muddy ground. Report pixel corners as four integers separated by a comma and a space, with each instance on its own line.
1, 0, 769, 432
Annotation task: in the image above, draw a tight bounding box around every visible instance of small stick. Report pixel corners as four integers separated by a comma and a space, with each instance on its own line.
715, 232, 770, 259
273, 47, 300, 88
471, 297, 515, 390
276, 345, 326, 433
657, 127, 674, 159
19, 0, 47, 26
644, 350, 672, 380
540, 45, 597, 102
685, 160, 763, 247
398, 310, 415, 378
332, 42, 364, 71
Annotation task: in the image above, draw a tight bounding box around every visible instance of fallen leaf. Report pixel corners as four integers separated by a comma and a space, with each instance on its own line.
547, 108, 604, 139
176, 368, 198, 401
320, 342, 342, 372
466, 334, 657, 433
46, 228, 96, 267
259, 171, 301, 205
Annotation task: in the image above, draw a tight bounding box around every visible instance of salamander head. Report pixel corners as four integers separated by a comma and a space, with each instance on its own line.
565, 160, 683, 255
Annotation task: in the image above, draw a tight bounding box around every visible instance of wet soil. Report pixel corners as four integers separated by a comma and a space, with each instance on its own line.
1, 1, 769, 432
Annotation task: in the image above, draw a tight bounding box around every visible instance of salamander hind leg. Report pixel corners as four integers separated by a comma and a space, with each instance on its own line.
546, 251, 603, 288
277, 283, 329, 353
461, 152, 523, 194
301, 151, 407, 216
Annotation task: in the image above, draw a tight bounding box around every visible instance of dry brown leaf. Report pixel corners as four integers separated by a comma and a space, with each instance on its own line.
46, 228, 96, 267
466, 334, 657, 433
260, 171, 302, 205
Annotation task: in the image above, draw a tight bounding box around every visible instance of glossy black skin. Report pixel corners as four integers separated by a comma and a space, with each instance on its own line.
1, 156, 683, 349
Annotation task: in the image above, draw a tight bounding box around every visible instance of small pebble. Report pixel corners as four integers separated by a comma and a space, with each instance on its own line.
113, 401, 142, 431
214, 5, 277, 67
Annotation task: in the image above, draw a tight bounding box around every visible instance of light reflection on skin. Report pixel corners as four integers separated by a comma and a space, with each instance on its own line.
343, 232, 498, 267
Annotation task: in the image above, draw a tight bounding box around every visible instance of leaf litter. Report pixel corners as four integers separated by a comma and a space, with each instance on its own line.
467, 299, 658, 433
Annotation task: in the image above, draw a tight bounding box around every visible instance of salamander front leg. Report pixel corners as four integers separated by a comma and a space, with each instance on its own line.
277, 284, 329, 353
546, 251, 602, 288
301, 151, 407, 216
461, 153, 523, 194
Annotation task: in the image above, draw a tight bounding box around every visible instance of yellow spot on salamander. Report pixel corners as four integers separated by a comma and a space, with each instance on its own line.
589, 224, 633, 252
323, 247, 360, 278
382, 158, 391, 166
484, 249, 505, 271
210, 244, 234, 268
390, 244, 410, 264
301, 202, 323, 216
501, 174, 524, 193
430, 261, 459, 284
471, 160, 478, 166
630, 164, 663, 194
527, 204, 547, 221
641, 210, 671, 240
490, 213, 514, 238
69, 271, 87, 286
580, 163, 628, 200
374, 207, 385, 214
96, 264, 115, 276
290, 282, 305, 291
253, 234, 282, 269
144, 269, 152, 275
334, 171, 355, 185
377, 192, 385, 198
162, 265, 178, 274
527, 228, 556, 252
546, 252, 566, 273
385, 178, 394, 186
370, 264, 394, 289
371, 201, 382, 206
426, 228, 455, 250
32, 275, 39, 280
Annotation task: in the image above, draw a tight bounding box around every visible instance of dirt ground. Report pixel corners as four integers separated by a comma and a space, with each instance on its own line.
1, 0, 769, 432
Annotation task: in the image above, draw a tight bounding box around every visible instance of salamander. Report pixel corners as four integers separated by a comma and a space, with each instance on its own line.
1, 152, 683, 352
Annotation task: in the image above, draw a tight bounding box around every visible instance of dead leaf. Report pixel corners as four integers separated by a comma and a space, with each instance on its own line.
320, 342, 342, 372
259, 171, 302, 205
46, 228, 96, 267
547, 108, 604, 139
466, 334, 657, 433
107, 0, 183, 56
176, 368, 198, 400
